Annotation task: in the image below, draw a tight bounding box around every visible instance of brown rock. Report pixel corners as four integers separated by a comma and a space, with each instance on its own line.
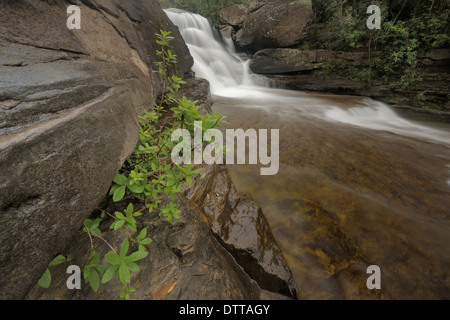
236, 1, 313, 52
25, 197, 265, 300
217, 4, 249, 27
183, 164, 299, 299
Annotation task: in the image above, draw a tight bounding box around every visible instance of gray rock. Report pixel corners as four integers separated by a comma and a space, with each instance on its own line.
250, 49, 368, 74
217, 4, 249, 27
0, 0, 192, 300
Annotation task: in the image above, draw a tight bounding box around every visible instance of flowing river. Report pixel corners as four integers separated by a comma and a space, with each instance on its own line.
165, 9, 450, 299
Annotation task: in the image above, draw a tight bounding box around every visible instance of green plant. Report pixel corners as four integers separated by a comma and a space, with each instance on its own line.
38, 30, 225, 299
37, 255, 67, 289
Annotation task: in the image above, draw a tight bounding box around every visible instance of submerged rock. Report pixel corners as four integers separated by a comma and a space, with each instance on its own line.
183, 164, 298, 299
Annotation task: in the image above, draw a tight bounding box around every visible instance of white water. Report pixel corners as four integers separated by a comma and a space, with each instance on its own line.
164, 9, 255, 93
165, 9, 450, 147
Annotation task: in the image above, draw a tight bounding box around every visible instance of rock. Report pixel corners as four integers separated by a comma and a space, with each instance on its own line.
258, 48, 450, 112
248, 0, 266, 12
25, 196, 266, 300
236, 1, 313, 52
250, 48, 318, 74
183, 164, 298, 299
250, 49, 367, 74
0, 0, 192, 300
217, 4, 249, 27
220, 25, 235, 40
24, 79, 298, 300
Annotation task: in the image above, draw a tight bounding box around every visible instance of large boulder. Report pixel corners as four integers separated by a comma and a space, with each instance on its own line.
236, 1, 313, 52
0, 0, 192, 299
217, 4, 249, 27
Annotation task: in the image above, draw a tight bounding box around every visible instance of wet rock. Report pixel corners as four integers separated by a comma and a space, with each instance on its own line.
183, 165, 299, 299
25, 197, 266, 300
220, 25, 235, 40
0, 0, 192, 299
250, 49, 368, 74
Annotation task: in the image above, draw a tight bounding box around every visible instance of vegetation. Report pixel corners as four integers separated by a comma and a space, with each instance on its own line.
38, 30, 225, 299
158, 0, 248, 22
307, 0, 449, 88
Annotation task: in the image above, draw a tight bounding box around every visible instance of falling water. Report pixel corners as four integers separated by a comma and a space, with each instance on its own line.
164, 8, 276, 94
164, 9, 252, 93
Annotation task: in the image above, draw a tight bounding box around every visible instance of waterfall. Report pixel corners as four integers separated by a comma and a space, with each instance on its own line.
164, 8, 263, 95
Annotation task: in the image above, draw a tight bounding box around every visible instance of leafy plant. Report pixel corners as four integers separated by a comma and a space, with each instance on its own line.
37, 255, 67, 289
38, 30, 225, 299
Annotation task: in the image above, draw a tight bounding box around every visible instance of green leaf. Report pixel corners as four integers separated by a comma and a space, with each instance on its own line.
90, 227, 102, 237
140, 238, 152, 245
127, 262, 140, 273
95, 265, 106, 275
137, 228, 147, 242
119, 263, 130, 285
102, 265, 118, 284
125, 203, 134, 216
38, 269, 51, 289
120, 238, 129, 258
126, 251, 148, 262
128, 223, 137, 232
109, 184, 119, 196
105, 252, 121, 265
115, 211, 125, 220
128, 184, 145, 194
83, 266, 91, 282
113, 174, 128, 185
112, 220, 125, 230
88, 251, 100, 265
113, 185, 126, 202
89, 269, 100, 292
49, 255, 66, 267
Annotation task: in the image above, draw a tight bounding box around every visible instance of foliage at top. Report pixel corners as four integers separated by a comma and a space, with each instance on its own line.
306, 0, 449, 88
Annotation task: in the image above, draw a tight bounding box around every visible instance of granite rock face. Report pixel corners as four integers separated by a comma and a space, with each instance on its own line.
235, 1, 313, 52
0, 0, 192, 299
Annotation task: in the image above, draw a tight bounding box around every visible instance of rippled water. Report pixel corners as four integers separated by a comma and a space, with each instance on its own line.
212, 89, 450, 299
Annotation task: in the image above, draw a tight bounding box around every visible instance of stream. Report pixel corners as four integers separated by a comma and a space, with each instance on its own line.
166, 9, 450, 299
